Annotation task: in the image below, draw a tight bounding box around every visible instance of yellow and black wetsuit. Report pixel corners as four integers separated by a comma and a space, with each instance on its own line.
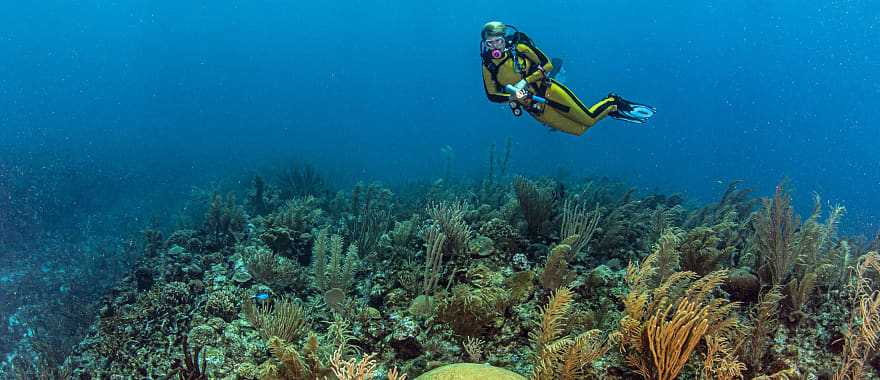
482, 38, 618, 136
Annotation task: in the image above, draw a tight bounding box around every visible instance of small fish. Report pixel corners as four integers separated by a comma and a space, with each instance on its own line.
251, 292, 270, 301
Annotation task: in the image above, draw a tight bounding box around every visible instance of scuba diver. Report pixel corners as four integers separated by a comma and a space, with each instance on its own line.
480, 21, 656, 136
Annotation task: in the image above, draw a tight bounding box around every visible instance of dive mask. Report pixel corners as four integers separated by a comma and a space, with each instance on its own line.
484, 36, 506, 58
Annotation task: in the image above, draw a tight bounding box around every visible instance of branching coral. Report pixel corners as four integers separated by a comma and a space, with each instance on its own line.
244, 245, 302, 289
244, 297, 307, 343
834, 252, 880, 380
786, 195, 846, 317
266, 196, 325, 233
203, 192, 246, 242
593, 189, 650, 259
330, 347, 407, 380
263, 335, 404, 380
480, 138, 513, 206
426, 200, 473, 258
10, 353, 73, 380
559, 198, 600, 259
754, 183, 800, 287
645, 299, 709, 380
260, 196, 325, 260
679, 225, 734, 276
617, 241, 742, 380
166, 335, 208, 380
642, 230, 683, 288
648, 206, 682, 247
420, 223, 447, 296
702, 335, 747, 380
529, 287, 609, 380
684, 180, 755, 229
513, 176, 557, 238
312, 229, 360, 293
330, 349, 378, 380
262, 335, 326, 380
739, 286, 783, 372
540, 241, 576, 290
248, 175, 272, 216
346, 182, 394, 256
462, 336, 485, 362
389, 214, 419, 251
754, 185, 849, 323
531, 287, 573, 366
277, 163, 326, 199
350, 203, 392, 258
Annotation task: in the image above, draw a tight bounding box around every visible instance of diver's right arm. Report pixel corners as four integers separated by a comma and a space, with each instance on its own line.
482, 65, 509, 103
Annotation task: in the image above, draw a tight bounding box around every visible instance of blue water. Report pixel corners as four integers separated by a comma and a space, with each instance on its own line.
1, 2, 878, 237
0, 0, 878, 373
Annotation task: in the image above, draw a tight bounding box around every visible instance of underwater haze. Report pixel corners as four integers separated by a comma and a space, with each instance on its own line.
1, 0, 879, 377
3, 0, 878, 231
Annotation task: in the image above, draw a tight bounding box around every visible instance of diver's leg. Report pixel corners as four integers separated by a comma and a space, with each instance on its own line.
533, 107, 588, 136
543, 80, 618, 129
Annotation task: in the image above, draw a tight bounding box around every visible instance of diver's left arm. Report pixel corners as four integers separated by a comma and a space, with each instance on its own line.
517, 43, 553, 85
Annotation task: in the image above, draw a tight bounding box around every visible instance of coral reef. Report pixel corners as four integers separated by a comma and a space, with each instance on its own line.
15, 169, 876, 380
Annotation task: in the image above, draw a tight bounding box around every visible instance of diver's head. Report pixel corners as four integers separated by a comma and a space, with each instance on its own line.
481, 21, 506, 39
482, 21, 507, 59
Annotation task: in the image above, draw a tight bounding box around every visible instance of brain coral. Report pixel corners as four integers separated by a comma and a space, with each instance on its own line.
414, 363, 526, 380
